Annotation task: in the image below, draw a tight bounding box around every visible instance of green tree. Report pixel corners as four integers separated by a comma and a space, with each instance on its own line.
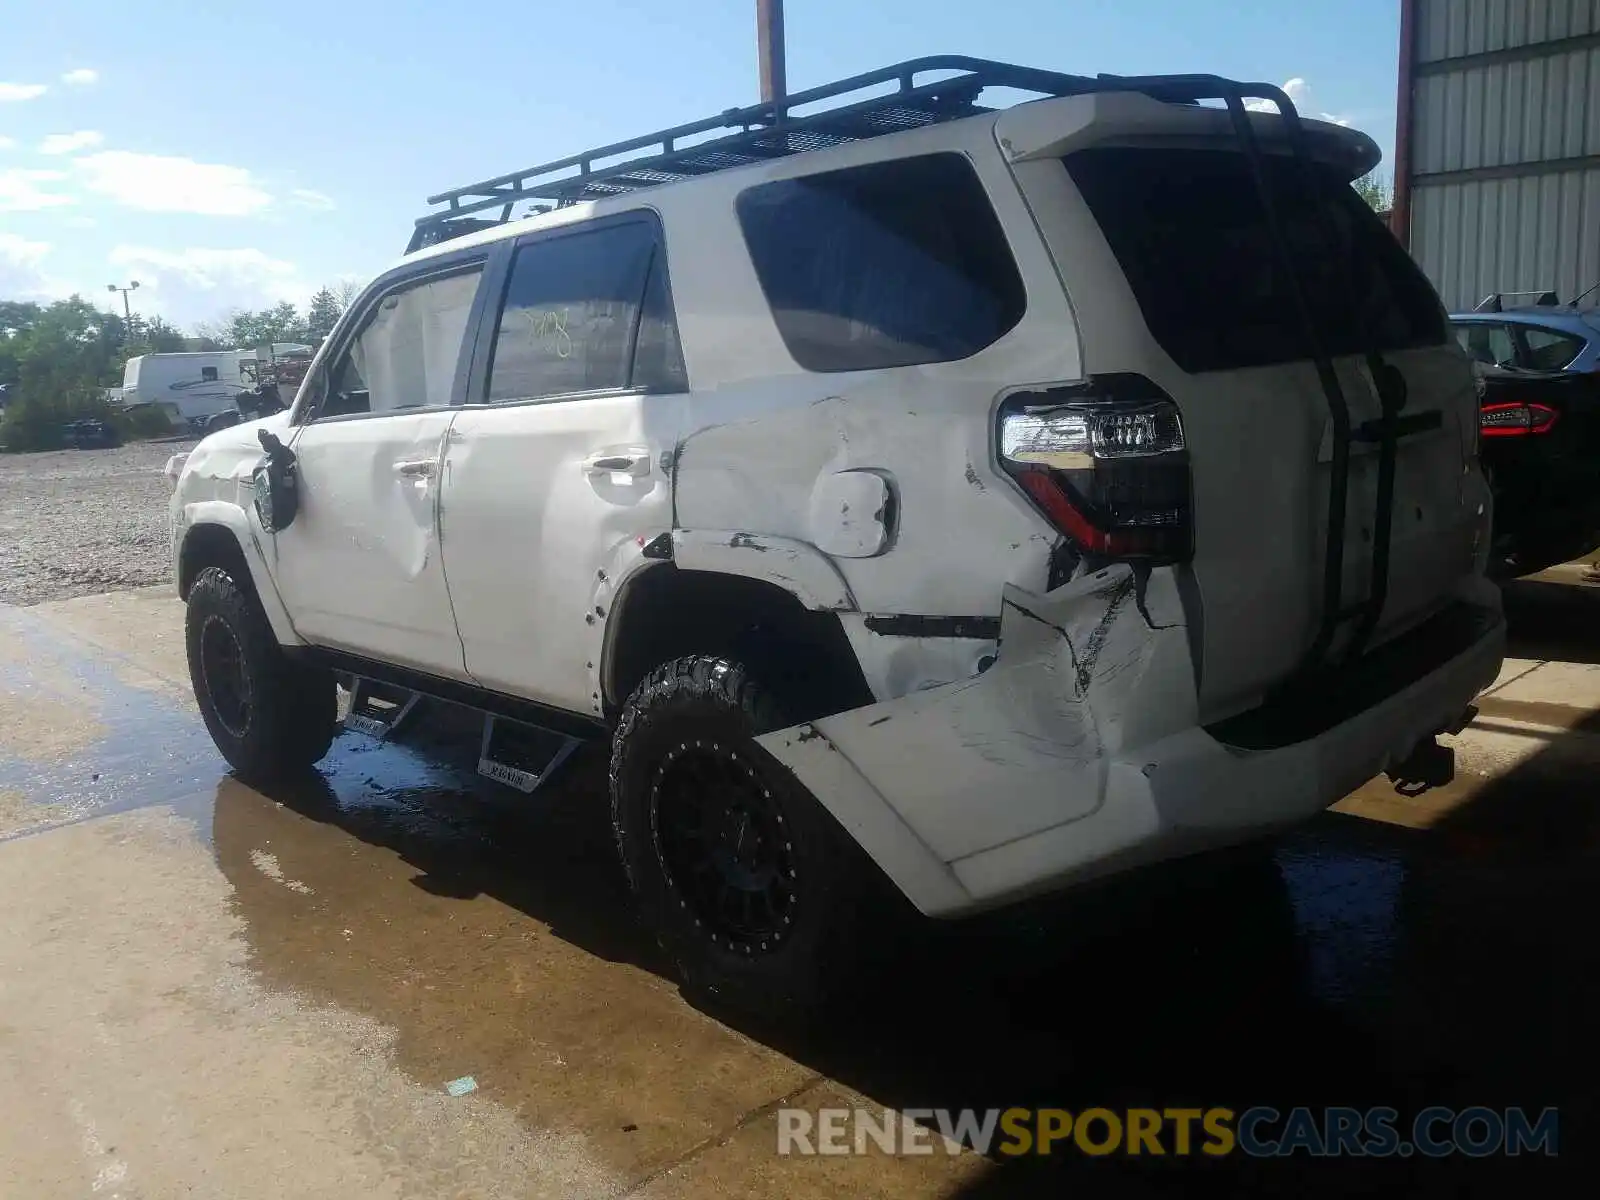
304, 286, 343, 342
122, 313, 187, 357
0, 296, 127, 450
1353, 171, 1392, 212
0, 295, 193, 451
222, 301, 306, 350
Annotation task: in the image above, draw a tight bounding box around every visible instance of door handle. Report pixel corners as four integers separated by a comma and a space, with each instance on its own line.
582, 450, 651, 478
394, 458, 439, 478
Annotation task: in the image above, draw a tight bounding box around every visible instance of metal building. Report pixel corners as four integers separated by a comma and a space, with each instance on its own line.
1394, 0, 1600, 310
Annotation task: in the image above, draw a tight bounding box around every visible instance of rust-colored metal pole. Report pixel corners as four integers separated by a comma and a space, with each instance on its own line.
758, 0, 786, 103
1392, 0, 1419, 247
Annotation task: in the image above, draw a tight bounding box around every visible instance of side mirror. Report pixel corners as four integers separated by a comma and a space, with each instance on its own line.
252, 429, 300, 532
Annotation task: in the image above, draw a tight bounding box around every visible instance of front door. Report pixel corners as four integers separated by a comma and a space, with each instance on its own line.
441, 216, 688, 711
272, 262, 487, 677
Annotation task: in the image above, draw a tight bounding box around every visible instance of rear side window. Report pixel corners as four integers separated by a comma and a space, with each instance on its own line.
1455, 322, 1516, 368
736, 153, 1026, 372
1066, 148, 1446, 373
485, 220, 686, 401
1521, 326, 1584, 370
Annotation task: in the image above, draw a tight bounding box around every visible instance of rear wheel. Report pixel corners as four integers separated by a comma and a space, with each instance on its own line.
609, 655, 882, 1016
186, 566, 337, 782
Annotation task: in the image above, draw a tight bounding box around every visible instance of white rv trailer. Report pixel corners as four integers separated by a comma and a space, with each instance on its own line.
121, 351, 252, 427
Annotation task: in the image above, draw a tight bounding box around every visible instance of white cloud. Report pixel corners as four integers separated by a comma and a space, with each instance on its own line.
0, 233, 60, 299
0, 167, 75, 212
1246, 78, 1354, 128
61, 68, 99, 86
0, 136, 15, 150
106, 245, 310, 323
0, 82, 48, 102
74, 151, 271, 215
39, 130, 104, 156
289, 187, 335, 211
0, 233, 50, 267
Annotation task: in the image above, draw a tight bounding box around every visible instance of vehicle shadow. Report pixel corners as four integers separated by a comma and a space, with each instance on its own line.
221, 708, 667, 975
925, 578, 1599, 1196
211, 583, 1597, 1198
1500, 573, 1600, 664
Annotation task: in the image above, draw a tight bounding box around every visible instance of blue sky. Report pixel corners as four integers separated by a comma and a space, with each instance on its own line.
2, 0, 1402, 329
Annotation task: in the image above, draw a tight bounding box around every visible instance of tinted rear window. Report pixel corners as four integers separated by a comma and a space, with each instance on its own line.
736, 153, 1026, 372
1066, 147, 1446, 373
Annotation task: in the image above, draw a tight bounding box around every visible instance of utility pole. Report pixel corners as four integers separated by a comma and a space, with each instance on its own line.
757, 0, 786, 103
106, 280, 140, 325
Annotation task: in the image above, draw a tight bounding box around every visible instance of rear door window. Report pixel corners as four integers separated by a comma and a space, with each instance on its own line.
1454, 322, 1517, 368
736, 152, 1026, 372
1066, 147, 1446, 373
484, 220, 685, 401
1520, 326, 1585, 370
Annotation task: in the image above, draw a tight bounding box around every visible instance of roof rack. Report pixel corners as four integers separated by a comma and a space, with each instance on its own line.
1473, 290, 1561, 313
409, 55, 1132, 252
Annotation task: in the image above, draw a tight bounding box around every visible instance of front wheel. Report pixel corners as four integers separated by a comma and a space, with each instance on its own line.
186, 566, 337, 782
609, 655, 885, 1016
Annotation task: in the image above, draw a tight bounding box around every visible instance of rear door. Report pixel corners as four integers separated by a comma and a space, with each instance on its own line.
440, 215, 688, 713
273, 260, 486, 676
1003, 107, 1482, 722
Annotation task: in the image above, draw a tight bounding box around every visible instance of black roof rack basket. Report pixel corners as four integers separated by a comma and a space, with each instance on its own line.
409, 56, 1108, 253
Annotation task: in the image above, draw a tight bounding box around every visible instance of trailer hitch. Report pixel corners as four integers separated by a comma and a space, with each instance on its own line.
1385, 736, 1455, 796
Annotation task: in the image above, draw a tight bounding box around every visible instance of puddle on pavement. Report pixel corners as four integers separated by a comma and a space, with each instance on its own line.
0, 604, 221, 841
4, 604, 1596, 1192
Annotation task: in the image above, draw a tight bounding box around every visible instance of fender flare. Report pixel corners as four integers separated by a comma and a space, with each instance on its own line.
593, 529, 859, 712
178, 501, 303, 647
668, 529, 856, 612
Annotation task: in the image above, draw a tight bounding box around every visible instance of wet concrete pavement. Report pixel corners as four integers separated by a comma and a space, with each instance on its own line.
1, 575, 1597, 1197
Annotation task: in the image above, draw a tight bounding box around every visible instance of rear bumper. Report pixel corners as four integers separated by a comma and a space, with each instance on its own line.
760, 567, 1505, 917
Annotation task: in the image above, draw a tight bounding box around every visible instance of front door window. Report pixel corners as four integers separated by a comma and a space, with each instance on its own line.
319, 268, 483, 419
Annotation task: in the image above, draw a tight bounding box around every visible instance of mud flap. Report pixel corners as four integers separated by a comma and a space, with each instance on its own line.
757, 564, 1196, 868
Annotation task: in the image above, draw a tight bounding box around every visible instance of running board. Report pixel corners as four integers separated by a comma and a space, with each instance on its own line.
477, 715, 579, 794
343, 677, 423, 739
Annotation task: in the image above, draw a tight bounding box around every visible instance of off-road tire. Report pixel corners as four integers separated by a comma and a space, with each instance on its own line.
610, 655, 882, 1016
186, 566, 337, 783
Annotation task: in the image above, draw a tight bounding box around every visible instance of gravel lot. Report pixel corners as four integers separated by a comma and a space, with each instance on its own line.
0, 439, 197, 607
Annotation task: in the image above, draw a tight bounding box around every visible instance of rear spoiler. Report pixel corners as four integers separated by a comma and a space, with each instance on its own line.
999, 90, 1382, 182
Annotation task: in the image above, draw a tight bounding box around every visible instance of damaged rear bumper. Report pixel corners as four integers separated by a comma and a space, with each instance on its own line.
758, 565, 1505, 917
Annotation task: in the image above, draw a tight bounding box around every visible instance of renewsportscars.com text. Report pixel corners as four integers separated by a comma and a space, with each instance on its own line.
777, 1106, 1559, 1158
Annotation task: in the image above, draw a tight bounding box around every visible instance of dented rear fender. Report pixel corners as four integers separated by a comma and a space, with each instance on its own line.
758, 563, 1196, 877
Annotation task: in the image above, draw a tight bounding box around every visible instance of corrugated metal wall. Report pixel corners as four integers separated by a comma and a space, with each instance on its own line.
1404, 0, 1600, 309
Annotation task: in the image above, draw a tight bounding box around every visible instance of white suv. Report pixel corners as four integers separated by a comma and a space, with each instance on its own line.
168, 58, 1504, 1010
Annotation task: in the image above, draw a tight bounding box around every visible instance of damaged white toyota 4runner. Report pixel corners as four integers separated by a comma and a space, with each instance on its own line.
168, 58, 1504, 1010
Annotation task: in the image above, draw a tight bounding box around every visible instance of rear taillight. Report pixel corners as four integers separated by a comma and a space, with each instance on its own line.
1480, 401, 1559, 437
998, 377, 1192, 564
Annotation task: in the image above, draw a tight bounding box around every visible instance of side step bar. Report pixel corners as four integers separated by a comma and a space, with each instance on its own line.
477, 715, 580, 794
343, 677, 422, 740
338, 673, 582, 797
